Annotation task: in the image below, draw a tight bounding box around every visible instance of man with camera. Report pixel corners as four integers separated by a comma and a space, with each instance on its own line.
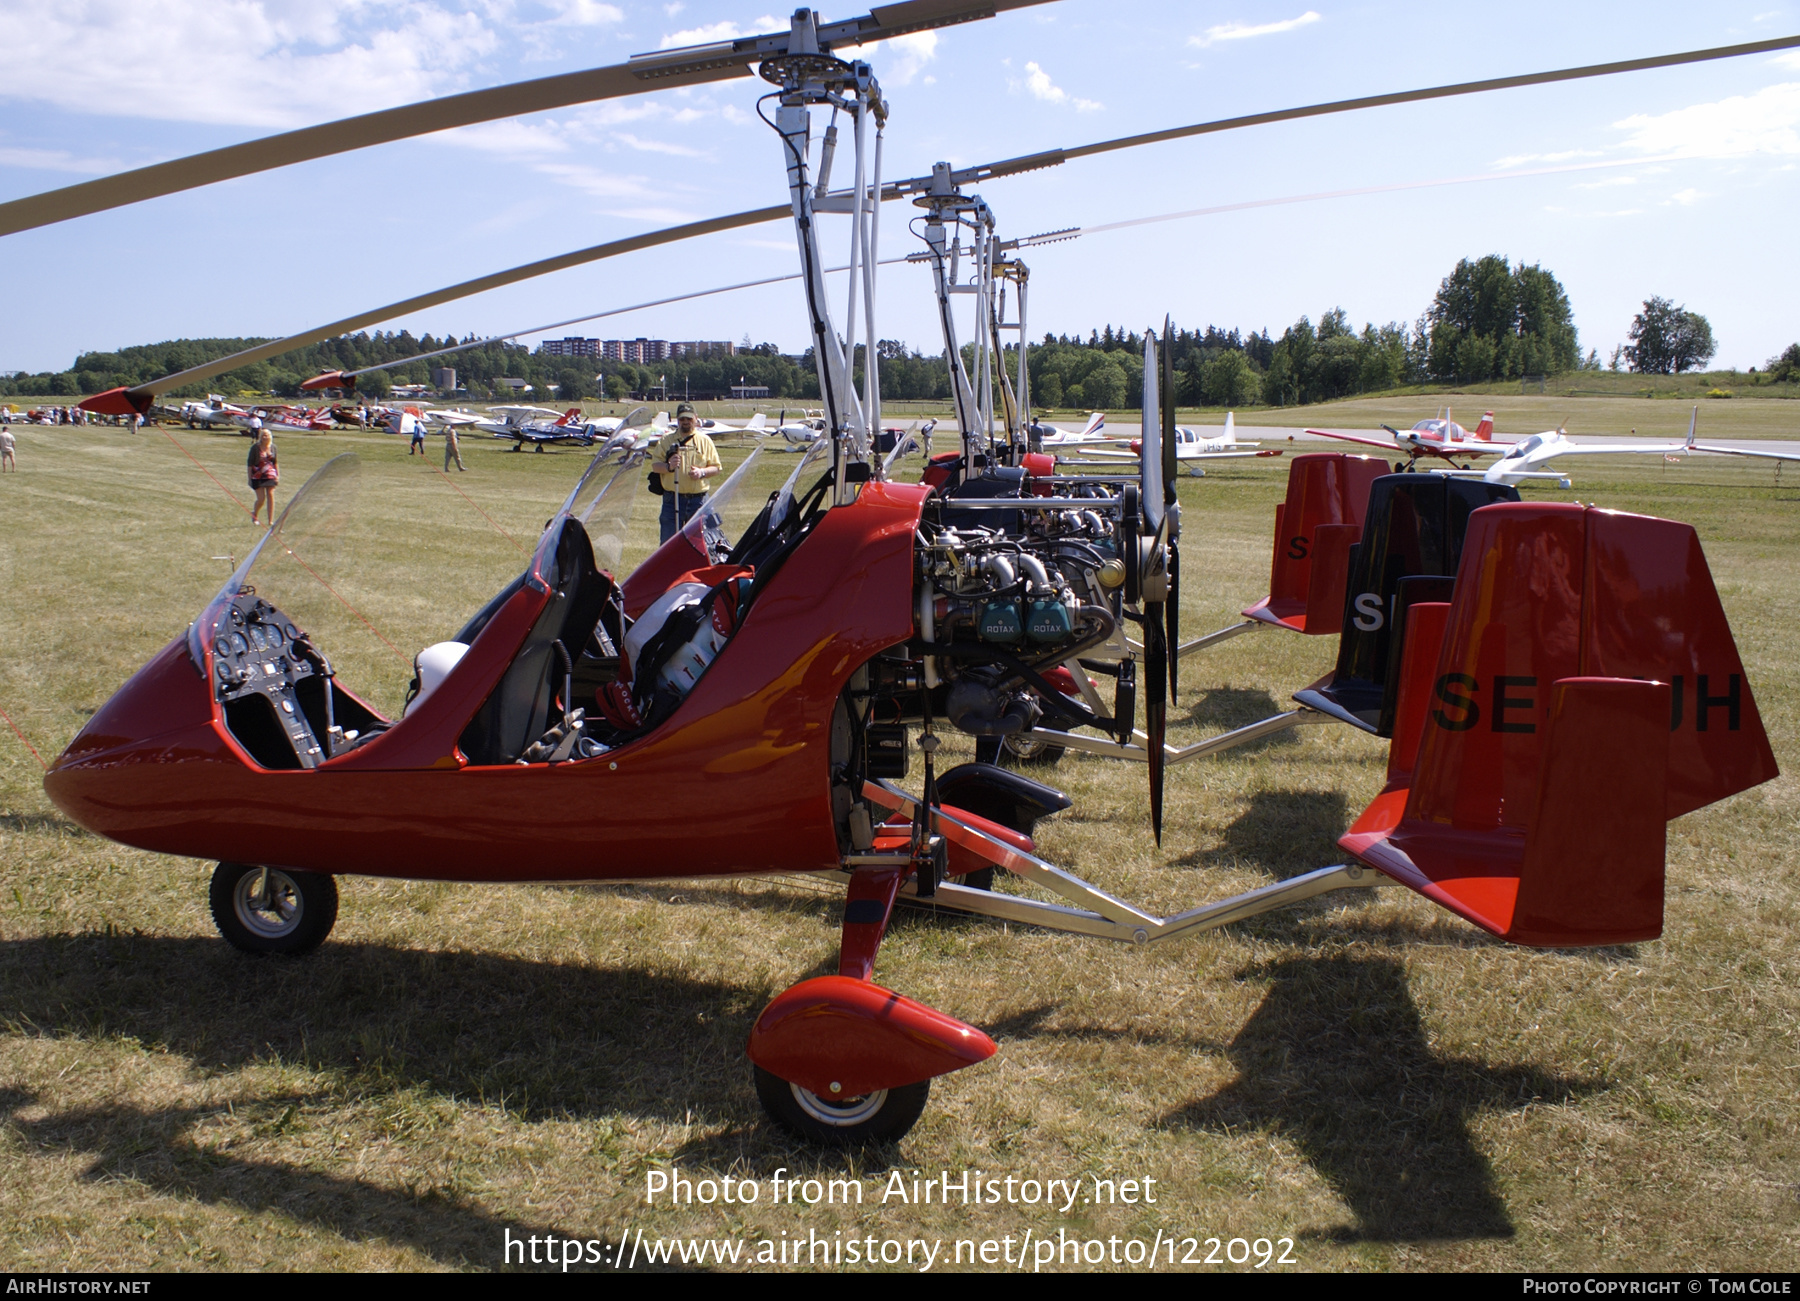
652, 403, 721, 543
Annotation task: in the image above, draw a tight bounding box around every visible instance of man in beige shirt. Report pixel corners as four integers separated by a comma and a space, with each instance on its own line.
655, 403, 721, 543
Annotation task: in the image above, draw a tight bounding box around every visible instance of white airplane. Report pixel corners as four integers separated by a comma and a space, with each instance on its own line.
175, 396, 252, 429
472, 404, 564, 438
1467, 407, 1800, 487
1082, 412, 1285, 475
425, 408, 484, 428
1030, 411, 1109, 446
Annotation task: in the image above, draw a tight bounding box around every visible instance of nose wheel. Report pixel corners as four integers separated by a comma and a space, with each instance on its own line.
753, 1065, 929, 1145
209, 861, 339, 955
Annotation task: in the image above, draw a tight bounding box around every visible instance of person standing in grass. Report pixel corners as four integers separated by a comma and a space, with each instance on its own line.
248, 428, 279, 526
444, 422, 465, 472
652, 403, 720, 543
0, 424, 15, 472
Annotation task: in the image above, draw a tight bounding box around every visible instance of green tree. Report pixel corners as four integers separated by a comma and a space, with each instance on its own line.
361, 370, 391, 399
1767, 343, 1800, 383
1426, 256, 1579, 381
1199, 350, 1258, 407
1627, 297, 1717, 374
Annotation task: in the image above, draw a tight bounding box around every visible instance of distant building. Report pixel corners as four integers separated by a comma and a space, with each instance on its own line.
391, 382, 432, 399
429, 367, 457, 392
496, 378, 534, 393
730, 382, 771, 399
541, 338, 602, 358
671, 341, 737, 358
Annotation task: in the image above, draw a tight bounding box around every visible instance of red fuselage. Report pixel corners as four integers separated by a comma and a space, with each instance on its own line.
45, 482, 931, 884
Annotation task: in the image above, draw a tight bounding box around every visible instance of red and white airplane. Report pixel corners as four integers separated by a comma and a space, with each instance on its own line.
1310, 408, 1506, 467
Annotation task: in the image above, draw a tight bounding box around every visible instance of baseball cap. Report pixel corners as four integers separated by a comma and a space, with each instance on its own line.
675, 402, 695, 417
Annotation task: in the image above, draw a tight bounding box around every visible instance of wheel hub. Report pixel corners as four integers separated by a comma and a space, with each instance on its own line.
233, 868, 303, 938
789, 1082, 888, 1128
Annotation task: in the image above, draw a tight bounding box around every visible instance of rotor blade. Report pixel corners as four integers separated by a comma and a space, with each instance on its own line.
1145, 615, 1168, 847
0, 0, 1055, 238
121, 205, 786, 398
894, 32, 1800, 198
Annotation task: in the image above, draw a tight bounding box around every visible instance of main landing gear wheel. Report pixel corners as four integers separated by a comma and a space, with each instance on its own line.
209, 861, 338, 956
753, 1065, 929, 1145
973, 732, 1066, 769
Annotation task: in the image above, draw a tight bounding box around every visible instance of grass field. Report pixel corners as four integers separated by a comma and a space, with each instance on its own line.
0, 419, 1795, 1272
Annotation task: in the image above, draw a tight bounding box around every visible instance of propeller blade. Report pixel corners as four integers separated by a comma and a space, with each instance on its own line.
1161, 315, 1180, 699
1119, 483, 1141, 606
1145, 610, 1168, 846
0, 0, 1056, 238
1161, 315, 1178, 503
1167, 538, 1181, 700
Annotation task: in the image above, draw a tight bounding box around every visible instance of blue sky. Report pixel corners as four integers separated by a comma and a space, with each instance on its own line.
1, 0, 1796, 375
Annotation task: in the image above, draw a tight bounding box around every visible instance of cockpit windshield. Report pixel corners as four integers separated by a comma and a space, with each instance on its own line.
674, 443, 773, 562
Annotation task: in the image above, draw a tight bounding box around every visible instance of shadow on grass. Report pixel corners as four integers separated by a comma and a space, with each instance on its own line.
1182, 687, 1300, 748
0, 933, 770, 1129
1161, 953, 1601, 1243
0, 1088, 604, 1270
1175, 788, 1349, 879
0, 811, 93, 837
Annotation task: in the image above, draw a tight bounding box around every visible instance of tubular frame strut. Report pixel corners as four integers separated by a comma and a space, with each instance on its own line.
860, 780, 1387, 944
1026, 706, 1331, 765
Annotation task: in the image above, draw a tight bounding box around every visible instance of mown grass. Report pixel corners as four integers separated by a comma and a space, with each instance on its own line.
0, 418, 1794, 1271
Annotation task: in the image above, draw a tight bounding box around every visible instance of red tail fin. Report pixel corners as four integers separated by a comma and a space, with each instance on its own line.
1243, 453, 1386, 633
1475, 411, 1495, 440
1341, 502, 1777, 947
555, 407, 582, 426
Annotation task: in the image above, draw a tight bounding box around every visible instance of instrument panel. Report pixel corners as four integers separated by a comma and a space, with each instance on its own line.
211, 594, 325, 768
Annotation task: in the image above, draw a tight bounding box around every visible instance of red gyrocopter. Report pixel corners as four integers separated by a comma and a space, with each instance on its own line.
26, 6, 1792, 1142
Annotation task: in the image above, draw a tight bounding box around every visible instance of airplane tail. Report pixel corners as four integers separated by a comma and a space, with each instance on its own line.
1686, 404, 1697, 450
1080, 411, 1106, 438
1475, 411, 1495, 441
1223, 411, 1236, 445
1242, 453, 1387, 634
746, 413, 767, 432
1341, 502, 1778, 947
554, 407, 582, 426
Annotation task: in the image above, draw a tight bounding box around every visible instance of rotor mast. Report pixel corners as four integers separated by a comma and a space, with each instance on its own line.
766, 8, 888, 505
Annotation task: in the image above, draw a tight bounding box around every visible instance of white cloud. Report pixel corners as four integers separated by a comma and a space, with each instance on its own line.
539, 0, 624, 26
1493, 148, 1603, 168
660, 16, 778, 49
1613, 82, 1800, 158
1665, 188, 1704, 205
614, 132, 706, 157
1019, 61, 1102, 112
0, 145, 124, 174
663, 1, 686, 14
1189, 11, 1322, 49
868, 31, 938, 87
1774, 50, 1800, 70
0, 0, 499, 128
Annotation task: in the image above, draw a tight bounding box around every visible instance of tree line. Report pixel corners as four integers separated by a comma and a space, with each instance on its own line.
5, 257, 1787, 407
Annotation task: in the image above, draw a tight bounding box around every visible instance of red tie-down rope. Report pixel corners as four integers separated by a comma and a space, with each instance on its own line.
0, 703, 47, 769
430, 461, 525, 554
161, 427, 254, 517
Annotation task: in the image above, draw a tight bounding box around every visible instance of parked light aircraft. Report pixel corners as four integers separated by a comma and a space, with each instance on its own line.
1311, 409, 1505, 467
1084, 412, 1285, 476
1029, 411, 1109, 446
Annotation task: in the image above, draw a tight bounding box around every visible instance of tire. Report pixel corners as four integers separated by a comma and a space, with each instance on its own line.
753, 1065, 929, 1146
209, 861, 338, 956
972, 731, 1064, 769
